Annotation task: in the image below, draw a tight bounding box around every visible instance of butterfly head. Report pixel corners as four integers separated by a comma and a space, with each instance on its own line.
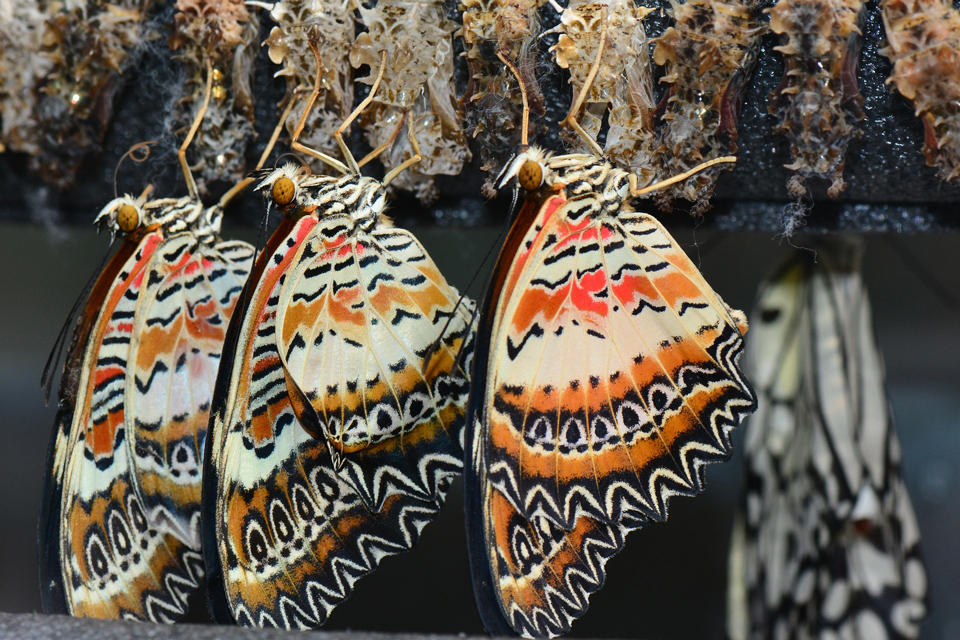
94, 188, 183, 236
498, 147, 552, 193
254, 163, 316, 212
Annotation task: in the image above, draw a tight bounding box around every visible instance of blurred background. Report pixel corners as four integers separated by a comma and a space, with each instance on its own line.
2, 220, 957, 638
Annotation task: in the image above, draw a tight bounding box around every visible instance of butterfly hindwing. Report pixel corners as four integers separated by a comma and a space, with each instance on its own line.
205, 177, 475, 629
128, 236, 252, 546
275, 218, 472, 458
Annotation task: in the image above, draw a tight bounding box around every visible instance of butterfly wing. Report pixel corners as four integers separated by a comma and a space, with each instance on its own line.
468, 193, 755, 637
805, 244, 928, 638
205, 213, 474, 628
726, 255, 812, 640
127, 237, 252, 548
39, 229, 248, 621
730, 243, 928, 640
275, 218, 473, 463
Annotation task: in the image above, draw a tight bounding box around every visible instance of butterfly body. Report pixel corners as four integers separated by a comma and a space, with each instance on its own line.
203, 166, 475, 628
39, 195, 253, 621
466, 148, 756, 637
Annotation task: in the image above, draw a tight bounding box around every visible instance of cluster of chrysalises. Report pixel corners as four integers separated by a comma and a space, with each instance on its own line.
351, 0, 469, 203
0, 0, 52, 154
653, 0, 766, 213
255, 0, 355, 166
169, 0, 259, 194
768, 0, 867, 197
10, 0, 960, 201
31, 0, 159, 187
881, 0, 960, 182
459, 0, 546, 196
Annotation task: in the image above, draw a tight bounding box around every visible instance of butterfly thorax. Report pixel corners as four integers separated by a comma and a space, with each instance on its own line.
257, 165, 388, 231
540, 153, 631, 220
97, 195, 220, 244
303, 173, 388, 231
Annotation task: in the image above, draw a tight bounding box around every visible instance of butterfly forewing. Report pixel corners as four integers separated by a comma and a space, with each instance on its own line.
205, 176, 475, 629
275, 220, 472, 456
470, 155, 756, 637
41, 221, 252, 621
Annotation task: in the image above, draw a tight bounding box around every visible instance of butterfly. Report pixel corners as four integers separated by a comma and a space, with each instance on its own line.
38, 160, 254, 620
201, 44, 475, 629
463, 57, 757, 638
727, 239, 929, 640
36, 68, 288, 620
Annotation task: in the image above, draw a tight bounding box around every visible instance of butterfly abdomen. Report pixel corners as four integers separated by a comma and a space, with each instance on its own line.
459, 0, 546, 195
351, 0, 468, 202
261, 0, 356, 163
169, 0, 259, 193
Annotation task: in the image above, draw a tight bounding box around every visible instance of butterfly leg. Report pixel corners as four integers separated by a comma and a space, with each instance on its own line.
218, 97, 298, 208
356, 109, 407, 169
628, 156, 738, 197
383, 114, 422, 186
333, 49, 389, 176
496, 51, 531, 148
291, 34, 352, 175
558, 7, 606, 157
178, 58, 214, 201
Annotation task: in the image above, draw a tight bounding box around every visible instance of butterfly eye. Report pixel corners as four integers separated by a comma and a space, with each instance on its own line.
117, 204, 140, 233
518, 159, 543, 191
272, 177, 296, 206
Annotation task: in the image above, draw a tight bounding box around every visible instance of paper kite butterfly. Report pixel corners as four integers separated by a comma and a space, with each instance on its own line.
463, 56, 757, 638
38, 152, 255, 620
201, 44, 475, 629
726, 239, 928, 640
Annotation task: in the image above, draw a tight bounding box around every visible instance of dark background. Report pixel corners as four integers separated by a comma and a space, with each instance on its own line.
2, 224, 959, 639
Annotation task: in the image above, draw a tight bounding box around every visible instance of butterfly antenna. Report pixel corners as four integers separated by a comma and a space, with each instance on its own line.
179, 59, 214, 201
113, 141, 156, 199
41, 235, 117, 404
290, 31, 360, 176
422, 188, 521, 378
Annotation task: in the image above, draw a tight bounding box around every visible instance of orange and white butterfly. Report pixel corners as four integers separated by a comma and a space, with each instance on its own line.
37, 70, 284, 620
201, 46, 475, 628
463, 57, 757, 637
38, 173, 254, 621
